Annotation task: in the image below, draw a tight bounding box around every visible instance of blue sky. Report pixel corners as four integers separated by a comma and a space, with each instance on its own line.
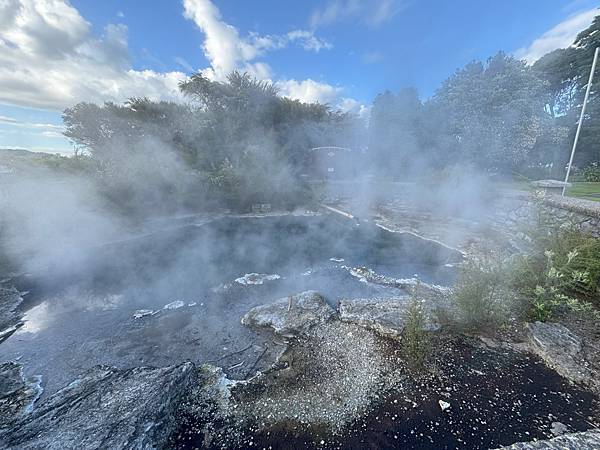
0, 0, 598, 154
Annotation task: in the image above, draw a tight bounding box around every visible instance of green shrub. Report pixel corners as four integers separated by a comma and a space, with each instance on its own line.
510, 219, 600, 320
582, 163, 600, 182
452, 257, 511, 330
511, 248, 598, 322
513, 227, 600, 300
402, 297, 430, 371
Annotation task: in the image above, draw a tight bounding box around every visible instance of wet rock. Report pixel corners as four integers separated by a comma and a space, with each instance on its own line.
163, 300, 185, 310
234, 273, 281, 285
0, 363, 196, 450
343, 266, 451, 301
132, 309, 155, 319
339, 297, 439, 338
526, 321, 593, 385
496, 430, 600, 449
0, 287, 24, 344
0, 362, 42, 424
172, 364, 242, 447
241, 291, 335, 338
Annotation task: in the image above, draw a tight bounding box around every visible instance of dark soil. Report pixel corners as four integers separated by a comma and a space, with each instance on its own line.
170, 336, 600, 450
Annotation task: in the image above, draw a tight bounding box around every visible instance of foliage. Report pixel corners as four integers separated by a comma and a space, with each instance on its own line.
533, 15, 600, 169
402, 296, 430, 371
429, 52, 568, 174
511, 249, 597, 322
581, 163, 600, 182
63, 72, 358, 215
367, 52, 572, 177
452, 256, 511, 330
368, 88, 424, 177
510, 213, 600, 320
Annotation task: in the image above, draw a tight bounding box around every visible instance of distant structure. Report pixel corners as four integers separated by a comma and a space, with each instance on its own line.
306, 146, 366, 180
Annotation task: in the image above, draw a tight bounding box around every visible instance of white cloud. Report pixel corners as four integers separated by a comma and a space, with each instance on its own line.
182, 0, 331, 81
0, 0, 357, 120
40, 130, 63, 138
277, 79, 368, 115
286, 30, 332, 52
0, 0, 186, 110
515, 8, 598, 63
310, 0, 404, 29
0, 115, 18, 124
276, 78, 342, 105
174, 56, 194, 72
367, 0, 398, 27
182, 0, 360, 111
0, 114, 63, 131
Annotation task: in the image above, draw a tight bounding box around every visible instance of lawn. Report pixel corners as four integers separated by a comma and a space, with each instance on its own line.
566, 182, 600, 202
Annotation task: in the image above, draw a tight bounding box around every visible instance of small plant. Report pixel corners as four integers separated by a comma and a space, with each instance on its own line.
402, 297, 430, 371
522, 249, 596, 322
581, 162, 600, 182
511, 215, 600, 319
452, 256, 510, 330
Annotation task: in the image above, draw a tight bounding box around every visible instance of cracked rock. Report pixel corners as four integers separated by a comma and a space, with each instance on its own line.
241, 290, 335, 338
0, 363, 196, 450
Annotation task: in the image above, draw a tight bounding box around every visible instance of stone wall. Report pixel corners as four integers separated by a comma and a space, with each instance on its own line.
493, 191, 600, 241
540, 195, 600, 237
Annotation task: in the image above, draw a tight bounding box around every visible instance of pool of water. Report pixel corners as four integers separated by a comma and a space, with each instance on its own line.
1, 214, 460, 396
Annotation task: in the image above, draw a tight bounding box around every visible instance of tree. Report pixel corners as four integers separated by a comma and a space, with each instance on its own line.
63, 71, 361, 213
426, 52, 568, 175
533, 14, 600, 169
368, 88, 423, 177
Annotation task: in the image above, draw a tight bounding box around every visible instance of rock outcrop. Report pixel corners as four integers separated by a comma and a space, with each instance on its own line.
526, 321, 594, 387
339, 296, 439, 338
241, 290, 335, 338
496, 430, 600, 449
0, 363, 196, 450
0, 287, 24, 344
0, 362, 42, 425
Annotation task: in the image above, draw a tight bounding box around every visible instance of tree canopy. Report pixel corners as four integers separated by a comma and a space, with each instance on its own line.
63, 71, 358, 214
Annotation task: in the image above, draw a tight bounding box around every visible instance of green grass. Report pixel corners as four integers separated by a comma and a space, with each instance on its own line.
566, 182, 600, 202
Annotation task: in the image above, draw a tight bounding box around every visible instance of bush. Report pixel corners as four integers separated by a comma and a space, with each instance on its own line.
402, 297, 430, 371
511, 244, 599, 322
581, 163, 600, 182
509, 213, 600, 320
452, 257, 511, 330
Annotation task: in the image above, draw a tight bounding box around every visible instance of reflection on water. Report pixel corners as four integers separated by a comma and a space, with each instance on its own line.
20, 302, 51, 335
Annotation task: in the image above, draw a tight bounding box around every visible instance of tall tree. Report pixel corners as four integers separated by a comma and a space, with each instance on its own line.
533, 14, 600, 168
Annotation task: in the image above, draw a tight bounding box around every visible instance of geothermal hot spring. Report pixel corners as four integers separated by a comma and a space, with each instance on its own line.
3, 212, 599, 449
1, 213, 458, 396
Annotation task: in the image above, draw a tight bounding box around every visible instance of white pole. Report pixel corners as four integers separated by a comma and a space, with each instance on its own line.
562, 46, 600, 196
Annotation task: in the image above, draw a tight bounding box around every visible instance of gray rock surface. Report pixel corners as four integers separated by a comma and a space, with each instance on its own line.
531, 180, 571, 189
550, 421, 569, 437
241, 290, 335, 338
234, 321, 393, 432
0, 362, 42, 424
343, 266, 451, 301
0, 287, 24, 344
339, 297, 439, 338
0, 363, 196, 450
526, 321, 593, 385
496, 429, 600, 449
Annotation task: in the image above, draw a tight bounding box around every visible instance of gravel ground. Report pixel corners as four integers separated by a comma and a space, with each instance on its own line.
170, 324, 600, 449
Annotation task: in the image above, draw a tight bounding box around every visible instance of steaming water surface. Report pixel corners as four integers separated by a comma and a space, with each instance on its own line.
1, 214, 458, 396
